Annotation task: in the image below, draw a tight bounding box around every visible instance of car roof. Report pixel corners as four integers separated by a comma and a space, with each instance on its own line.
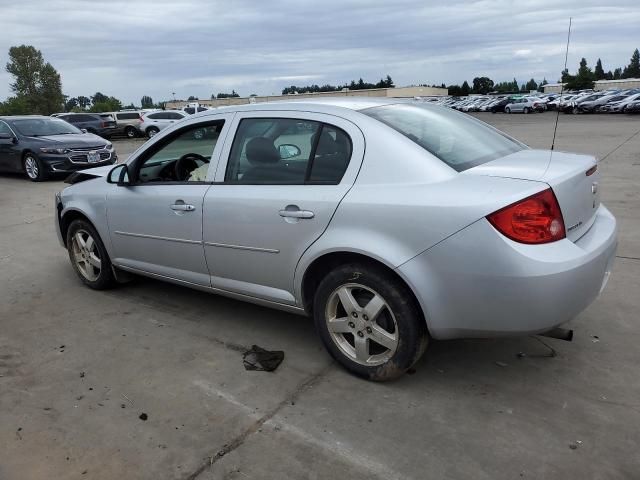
193, 97, 411, 119
0, 115, 57, 121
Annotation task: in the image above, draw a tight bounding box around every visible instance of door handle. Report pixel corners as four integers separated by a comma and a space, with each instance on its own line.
171, 203, 195, 212
279, 208, 314, 219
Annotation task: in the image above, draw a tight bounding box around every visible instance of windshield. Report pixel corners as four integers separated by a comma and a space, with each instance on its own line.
362, 103, 526, 172
11, 118, 82, 136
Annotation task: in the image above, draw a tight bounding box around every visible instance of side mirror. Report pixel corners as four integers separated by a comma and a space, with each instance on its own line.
278, 144, 301, 159
81, 128, 88, 134
107, 164, 130, 186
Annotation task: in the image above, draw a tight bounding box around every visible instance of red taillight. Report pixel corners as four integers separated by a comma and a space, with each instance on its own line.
487, 189, 565, 244
101, 121, 107, 127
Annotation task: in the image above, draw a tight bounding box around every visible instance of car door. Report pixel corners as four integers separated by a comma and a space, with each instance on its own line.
106, 114, 233, 285
203, 111, 364, 305
0, 120, 20, 172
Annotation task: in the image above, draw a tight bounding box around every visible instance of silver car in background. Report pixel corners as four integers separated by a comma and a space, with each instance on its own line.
138, 110, 189, 138
55, 99, 617, 381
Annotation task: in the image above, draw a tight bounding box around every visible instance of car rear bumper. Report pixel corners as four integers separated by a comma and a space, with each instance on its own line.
397, 205, 617, 340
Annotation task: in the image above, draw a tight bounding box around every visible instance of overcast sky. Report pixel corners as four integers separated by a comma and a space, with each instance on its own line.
0, 0, 639, 104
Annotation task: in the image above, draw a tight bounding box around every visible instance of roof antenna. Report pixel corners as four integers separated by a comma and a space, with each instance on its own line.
550, 17, 572, 154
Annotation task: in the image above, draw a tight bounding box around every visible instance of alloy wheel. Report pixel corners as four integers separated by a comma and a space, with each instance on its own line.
325, 283, 398, 366
71, 229, 102, 282
24, 156, 39, 179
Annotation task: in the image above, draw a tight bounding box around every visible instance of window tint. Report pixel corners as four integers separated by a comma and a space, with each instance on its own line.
168, 112, 185, 120
116, 112, 140, 120
136, 121, 225, 183
363, 103, 525, 172
0, 121, 12, 135
308, 125, 352, 183
146, 112, 164, 120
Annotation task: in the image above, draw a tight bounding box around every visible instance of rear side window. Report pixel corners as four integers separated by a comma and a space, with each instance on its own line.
117, 112, 140, 120
224, 118, 352, 184
168, 112, 185, 120
362, 104, 525, 172
146, 112, 163, 119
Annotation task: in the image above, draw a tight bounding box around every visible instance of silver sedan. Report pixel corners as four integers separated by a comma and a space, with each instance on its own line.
55, 98, 617, 381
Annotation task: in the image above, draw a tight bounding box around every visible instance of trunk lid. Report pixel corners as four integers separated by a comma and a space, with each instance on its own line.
464, 149, 600, 242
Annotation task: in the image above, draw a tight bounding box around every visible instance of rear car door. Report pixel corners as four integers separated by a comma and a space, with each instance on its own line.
106, 115, 232, 285
203, 111, 364, 305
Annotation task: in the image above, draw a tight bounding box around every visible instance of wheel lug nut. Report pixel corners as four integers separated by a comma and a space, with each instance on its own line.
357, 331, 364, 337
363, 315, 369, 321
352, 312, 358, 318
348, 322, 355, 328
366, 327, 372, 334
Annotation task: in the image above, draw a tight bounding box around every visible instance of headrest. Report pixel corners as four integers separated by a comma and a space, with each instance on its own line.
246, 137, 280, 164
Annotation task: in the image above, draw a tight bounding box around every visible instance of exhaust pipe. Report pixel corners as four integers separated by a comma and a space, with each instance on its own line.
538, 327, 573, 342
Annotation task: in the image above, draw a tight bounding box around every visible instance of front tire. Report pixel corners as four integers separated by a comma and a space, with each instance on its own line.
505, 107, 511, 113
23, 153, 47, 182
313, 263, 428, 381
66, 219, 115, 290
125, 126, 138, 138
523, 107, 530, 114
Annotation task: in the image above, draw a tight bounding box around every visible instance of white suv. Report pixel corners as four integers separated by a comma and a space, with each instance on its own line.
139, 110, 188, 138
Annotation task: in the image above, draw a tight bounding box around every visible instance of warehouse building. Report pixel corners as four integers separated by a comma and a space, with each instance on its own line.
165, 85, 447, 109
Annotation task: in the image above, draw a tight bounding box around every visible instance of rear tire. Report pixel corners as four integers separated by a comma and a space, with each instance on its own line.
66, 219, 116, 290
147, 127, 159, 138
23, 153, 47, 182
313, 263, 428, 381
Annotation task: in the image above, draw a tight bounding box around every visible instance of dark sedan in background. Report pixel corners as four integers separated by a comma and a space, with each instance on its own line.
0, 116, 117, 181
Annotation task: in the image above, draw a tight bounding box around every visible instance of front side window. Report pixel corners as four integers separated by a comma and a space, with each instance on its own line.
225, 118, 352, 184
362, 103, 525, 172
0, 121, 13, 135
135, 121, 224, 183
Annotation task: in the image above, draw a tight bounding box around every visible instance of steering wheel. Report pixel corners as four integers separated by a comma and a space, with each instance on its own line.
174, 153, 209, 181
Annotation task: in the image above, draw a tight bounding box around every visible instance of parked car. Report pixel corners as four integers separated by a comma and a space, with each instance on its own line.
504, 97, 540, 113
597, 93, 640, 113
55, 99, 617, 381
183, 106, 210, 115
138, 110, 188, 137
625, 100, 640, 113
578, 94, 628, 113
57, 113, 117, 138
0, 115, 116, 181
488, 98, 512, 113
107, 111, 145, 138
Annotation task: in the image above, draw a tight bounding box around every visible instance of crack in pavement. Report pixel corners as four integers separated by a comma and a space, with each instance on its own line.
182, 363, 334, 480
616, 255, 640, 262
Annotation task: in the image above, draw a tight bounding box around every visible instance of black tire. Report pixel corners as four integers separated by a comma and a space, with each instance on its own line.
313, 263, 428, 381
523, 107, 530, 114
146, 127, 159, 138
505, 107, 511, 114
66, 219, 116, 290
125, 126, 137, 138
23, 153, 48, 182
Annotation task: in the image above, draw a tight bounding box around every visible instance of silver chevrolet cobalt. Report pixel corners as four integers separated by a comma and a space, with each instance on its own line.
55, 99, 617, 381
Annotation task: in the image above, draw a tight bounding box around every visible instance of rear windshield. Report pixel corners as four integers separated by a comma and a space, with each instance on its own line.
362, 103, 526, 171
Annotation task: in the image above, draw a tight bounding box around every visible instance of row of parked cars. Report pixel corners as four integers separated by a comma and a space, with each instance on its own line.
420, 89, 640, 115
51, 105, 212, 139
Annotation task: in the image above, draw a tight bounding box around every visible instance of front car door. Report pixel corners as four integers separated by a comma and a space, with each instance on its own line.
202, 111, 364, 305
106, 114, 233, 285
0, 120, 20, 172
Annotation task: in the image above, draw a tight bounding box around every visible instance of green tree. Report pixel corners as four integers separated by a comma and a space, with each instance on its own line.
65, 97, 78, 111
187, 95, 198, 101
461, 81, 471, 95
91, 92, 108, 105
613, 67, 622, 79
447, 84, 462, 96
88, 93, 122, 112
0, 96, 30, 115
77, 95, 91, 109
472, 76, 494, 94
622, 48, 640, 78
524, 78, 538, 91
140, 95, 153, 108
594, 58, 606, 80
565, 58, 595, 90
538, 78, 548, 92
5, 45, 64, 114
38, 63, 64, 114
605, 70, 614, 80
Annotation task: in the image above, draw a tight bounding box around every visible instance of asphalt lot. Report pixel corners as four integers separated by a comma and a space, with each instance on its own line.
1, 113, 639, 480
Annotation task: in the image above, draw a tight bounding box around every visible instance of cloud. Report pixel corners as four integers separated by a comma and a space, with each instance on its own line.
0, 0, 638, 104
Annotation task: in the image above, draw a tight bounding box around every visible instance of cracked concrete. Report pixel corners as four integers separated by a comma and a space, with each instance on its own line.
1, 114, 639, 479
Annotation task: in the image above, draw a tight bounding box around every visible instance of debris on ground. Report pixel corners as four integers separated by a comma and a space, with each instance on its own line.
80, 371, 85, 378
495, 361, 508, 368
591, 335, 600, 343
139, 413, 148, 421
569, 440, 583, 450
242, 345, 284, 372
